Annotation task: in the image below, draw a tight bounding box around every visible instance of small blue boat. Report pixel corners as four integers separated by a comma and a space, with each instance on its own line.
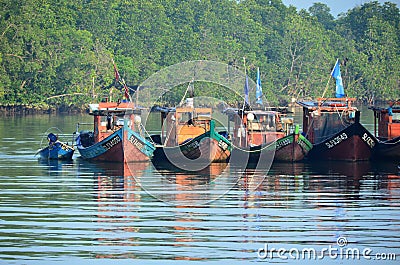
36, 133, 75, 160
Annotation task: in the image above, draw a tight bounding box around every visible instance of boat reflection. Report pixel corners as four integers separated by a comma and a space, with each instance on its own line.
387, 174, 400, 201
85, 161, 149, 259
239, 160, 400, 206
308, 160, 371, 178
93, 161, 148, 203
38, 158, 74, 174
238, 161, 400, 249
87, 159, 400, 261
153, 163, 227, 261
151, 162, 230, 205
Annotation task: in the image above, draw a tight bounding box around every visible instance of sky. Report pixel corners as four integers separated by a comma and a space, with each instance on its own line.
281, 0, 398, 16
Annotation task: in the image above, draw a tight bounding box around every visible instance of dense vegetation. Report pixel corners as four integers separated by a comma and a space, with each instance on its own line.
0, 0, 399, 109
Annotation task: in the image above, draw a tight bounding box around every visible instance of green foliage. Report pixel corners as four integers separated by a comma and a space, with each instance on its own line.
0, 0, 398, 108
336, 1, 400, 102
308, 2, 335, 30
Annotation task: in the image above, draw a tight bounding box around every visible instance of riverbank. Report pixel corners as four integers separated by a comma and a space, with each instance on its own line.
0, 103, 86, 115
0, 99, 387, 116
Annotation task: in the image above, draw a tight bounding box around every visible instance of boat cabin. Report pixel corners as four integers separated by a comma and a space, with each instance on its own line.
158, 104, 214, 147
79, 101, 142, 147
227, 109, 287, 148
297, 98, 358, 144
370, 101, 400, 140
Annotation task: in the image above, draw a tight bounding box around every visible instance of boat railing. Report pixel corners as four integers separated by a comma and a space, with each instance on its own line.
316, 97, 356, 109
75, 122, 93, 127
74, 122, 94, 135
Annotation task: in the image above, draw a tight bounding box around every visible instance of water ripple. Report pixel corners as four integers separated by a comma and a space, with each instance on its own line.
0, 147, 400, 264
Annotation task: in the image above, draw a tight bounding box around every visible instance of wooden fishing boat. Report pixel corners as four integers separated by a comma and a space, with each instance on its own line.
369, 101, 400, 160
273, 124, 313, 162
226, 108, 312, 164
76, 101, 155, 162
151, 100, 232, 167
297, 98, 378, 161
36, 133, 74, 160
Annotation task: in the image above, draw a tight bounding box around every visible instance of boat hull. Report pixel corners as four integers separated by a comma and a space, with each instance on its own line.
230, 132, 312, 165
373, 136, 400, 160
307, 122, 377, 161
274, 132, 313, 162
153, 130, 231, 165
37, 142, 74, 160
77, 126, 155, 162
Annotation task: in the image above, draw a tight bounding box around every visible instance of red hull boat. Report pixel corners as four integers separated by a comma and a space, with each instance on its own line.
298, 98, 377, 161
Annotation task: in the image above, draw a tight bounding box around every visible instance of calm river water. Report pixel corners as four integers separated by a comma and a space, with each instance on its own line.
0, 107, 399, 265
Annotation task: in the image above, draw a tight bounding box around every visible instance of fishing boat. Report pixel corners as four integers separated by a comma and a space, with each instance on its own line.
369, 101, 400, 160
297, 59, 378, 161
297, 97, 377, 161
223, 65, 311, 165
36, 132, 74, 160
225, 108, 312, 164
75, 101, 155, 162
151, 98, 232, 168
75, 60, 155, 162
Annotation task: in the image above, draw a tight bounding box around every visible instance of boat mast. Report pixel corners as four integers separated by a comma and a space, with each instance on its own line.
321, 58, 338, 99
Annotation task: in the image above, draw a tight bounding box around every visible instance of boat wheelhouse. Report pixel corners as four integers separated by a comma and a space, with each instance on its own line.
225, 108, 312, 164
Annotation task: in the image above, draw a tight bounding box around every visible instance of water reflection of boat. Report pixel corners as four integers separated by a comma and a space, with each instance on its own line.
82, 160, 149, 177
92, 161, 148, 259
268, 162, 306, 176
151, 162, 229, 205
153, 161, 227, 184
308, 160, 371, 178
38, 158, 74, 172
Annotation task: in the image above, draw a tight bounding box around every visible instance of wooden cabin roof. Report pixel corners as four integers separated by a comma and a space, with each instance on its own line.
369, 105, 400, 113
223, 108, 278, 116
297, 97, 356, 111
89, 101, 141, 116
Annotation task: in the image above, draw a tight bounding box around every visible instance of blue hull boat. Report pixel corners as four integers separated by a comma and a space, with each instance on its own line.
37, 141, 74, 160
36, 133, 75, 160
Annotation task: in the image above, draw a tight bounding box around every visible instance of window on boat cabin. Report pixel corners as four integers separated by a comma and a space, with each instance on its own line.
177, 112, 211, 125
100, 115, 131, 128
393, 113, 400, 122
249, 113, 276, 131
177, 112, 192, 124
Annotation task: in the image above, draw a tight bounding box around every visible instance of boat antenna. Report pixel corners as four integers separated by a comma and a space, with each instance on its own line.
178, 63, 196, 106
112, 58, 133, 103
242, 57, 248, 112
321, 58, 338, 99
135, 81, 139, 106
178, 80, 194, 106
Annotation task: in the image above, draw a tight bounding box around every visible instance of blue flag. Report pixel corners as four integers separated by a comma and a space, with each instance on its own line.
244, 75, 249, 104
256, 68, 263, 105
331, 60, 345, 98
